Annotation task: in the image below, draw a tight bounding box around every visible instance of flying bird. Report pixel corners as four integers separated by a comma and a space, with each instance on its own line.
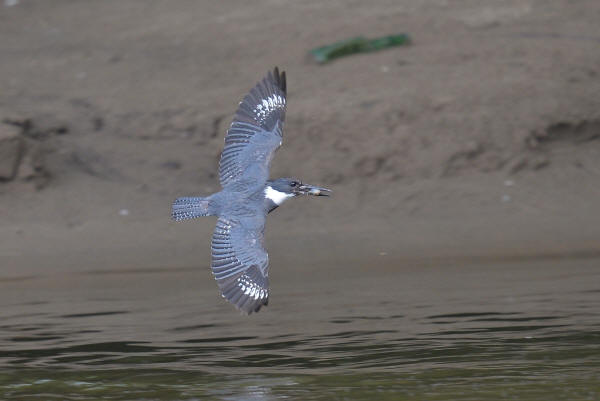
172, 68, 331, 314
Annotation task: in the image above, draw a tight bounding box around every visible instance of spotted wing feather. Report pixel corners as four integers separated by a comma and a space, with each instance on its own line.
211, 216, 269, 314
219, 68, 287, 188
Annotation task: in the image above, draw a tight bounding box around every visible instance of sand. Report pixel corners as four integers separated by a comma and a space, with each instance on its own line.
1, 0, 600, 279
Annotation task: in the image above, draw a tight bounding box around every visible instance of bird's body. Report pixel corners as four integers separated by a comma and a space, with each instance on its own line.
172, 68, 330, 314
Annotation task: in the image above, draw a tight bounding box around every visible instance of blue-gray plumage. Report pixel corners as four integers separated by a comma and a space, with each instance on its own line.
172, 68, 331, 314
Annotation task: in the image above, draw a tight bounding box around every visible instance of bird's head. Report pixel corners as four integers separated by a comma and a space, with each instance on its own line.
265, 178, 331, 205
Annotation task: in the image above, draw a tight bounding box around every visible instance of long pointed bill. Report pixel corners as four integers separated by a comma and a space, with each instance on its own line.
298, 184, 332, 196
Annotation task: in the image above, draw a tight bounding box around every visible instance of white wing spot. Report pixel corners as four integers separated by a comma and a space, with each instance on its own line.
252, 94, 285, 124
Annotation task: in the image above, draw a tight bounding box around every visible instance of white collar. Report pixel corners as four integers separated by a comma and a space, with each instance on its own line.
264, 186, 294, 205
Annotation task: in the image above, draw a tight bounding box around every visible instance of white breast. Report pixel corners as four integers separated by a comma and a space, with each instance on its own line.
264, 186, 294, 205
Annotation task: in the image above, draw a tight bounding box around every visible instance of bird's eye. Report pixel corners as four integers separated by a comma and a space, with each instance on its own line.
290, 182, 297, 187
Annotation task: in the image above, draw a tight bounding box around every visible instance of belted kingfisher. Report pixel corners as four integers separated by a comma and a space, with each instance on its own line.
172, 68, 331, 314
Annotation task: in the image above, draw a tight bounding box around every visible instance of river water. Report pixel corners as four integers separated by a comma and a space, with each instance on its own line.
1, 257, 599, 400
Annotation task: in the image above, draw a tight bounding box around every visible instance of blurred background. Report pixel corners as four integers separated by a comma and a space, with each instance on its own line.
1, 1, 599, 400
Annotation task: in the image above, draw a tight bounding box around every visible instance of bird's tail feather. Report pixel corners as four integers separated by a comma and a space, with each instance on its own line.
172, 197, 211, 221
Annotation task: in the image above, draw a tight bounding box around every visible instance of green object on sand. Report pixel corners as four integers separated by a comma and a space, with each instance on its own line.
309, 33, 411, 64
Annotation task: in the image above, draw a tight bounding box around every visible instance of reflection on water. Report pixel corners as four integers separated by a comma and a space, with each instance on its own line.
1, 258, 599, 400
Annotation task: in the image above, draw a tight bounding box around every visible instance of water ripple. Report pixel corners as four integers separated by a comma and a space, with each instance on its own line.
1, 259, 599, 399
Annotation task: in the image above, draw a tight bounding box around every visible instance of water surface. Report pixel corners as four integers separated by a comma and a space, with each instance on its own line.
1, 258, 599, 400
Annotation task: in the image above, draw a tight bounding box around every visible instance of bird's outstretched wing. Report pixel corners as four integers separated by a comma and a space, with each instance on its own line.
211, 216, 270, 314
219, 67, 287, 189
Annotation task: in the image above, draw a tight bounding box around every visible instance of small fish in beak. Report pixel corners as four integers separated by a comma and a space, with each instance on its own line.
297, 184, 332, 196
